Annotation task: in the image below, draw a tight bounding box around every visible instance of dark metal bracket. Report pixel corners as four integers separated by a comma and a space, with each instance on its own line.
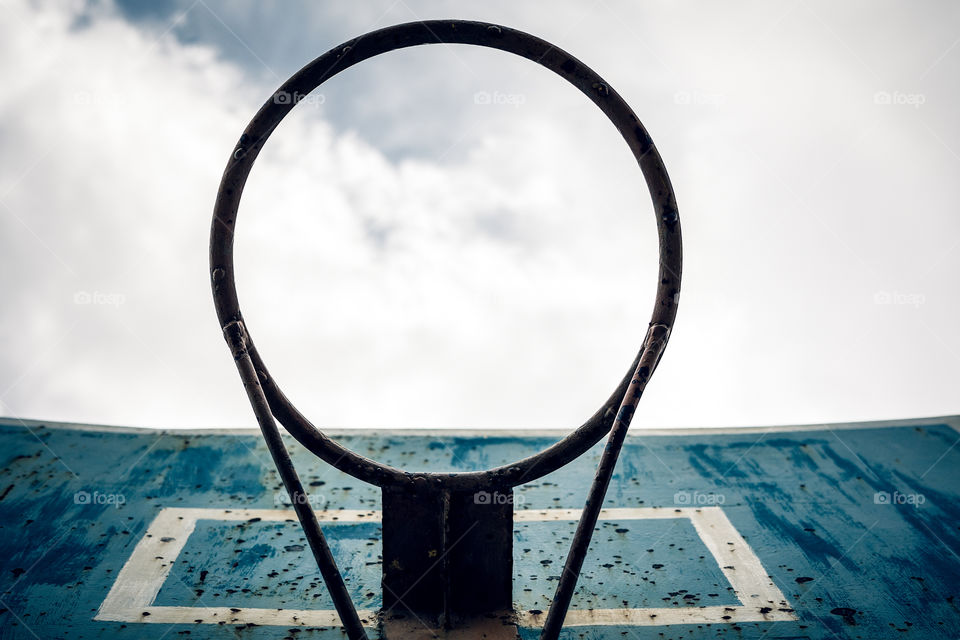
381, 486, 514, 625
211, 19, 682, 640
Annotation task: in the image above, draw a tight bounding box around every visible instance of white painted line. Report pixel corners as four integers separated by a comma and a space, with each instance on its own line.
515, 507, 795, 626
514, 506, 684, 521
96, 508, 380, 626
102, 604, 380, 627
96, 506, 795, 628
519, 604, 792, 627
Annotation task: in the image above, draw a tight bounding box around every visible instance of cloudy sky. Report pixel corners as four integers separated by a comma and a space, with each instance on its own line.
1, 0, 957, 431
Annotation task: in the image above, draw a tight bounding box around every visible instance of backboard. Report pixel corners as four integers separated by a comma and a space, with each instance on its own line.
1, 415, 958, 638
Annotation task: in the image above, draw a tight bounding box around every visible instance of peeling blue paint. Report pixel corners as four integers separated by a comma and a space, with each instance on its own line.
0, 417, 958, 639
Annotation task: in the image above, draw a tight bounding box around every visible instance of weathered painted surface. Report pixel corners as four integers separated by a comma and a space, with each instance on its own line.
0, 416, 958, 639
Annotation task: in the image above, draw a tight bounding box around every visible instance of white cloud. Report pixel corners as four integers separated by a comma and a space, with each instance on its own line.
0, 0, 658, 430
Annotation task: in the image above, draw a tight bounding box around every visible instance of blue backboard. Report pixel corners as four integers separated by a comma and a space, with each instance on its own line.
1, 415, 958, 638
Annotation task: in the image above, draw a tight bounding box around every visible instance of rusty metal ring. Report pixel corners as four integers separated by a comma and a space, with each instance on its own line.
211, 19, 681, 491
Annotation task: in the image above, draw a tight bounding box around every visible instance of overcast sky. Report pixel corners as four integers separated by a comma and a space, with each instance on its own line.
1, 0, 957, 431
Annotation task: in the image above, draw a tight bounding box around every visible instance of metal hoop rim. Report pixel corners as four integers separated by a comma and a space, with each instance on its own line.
210, 19, 682, 491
